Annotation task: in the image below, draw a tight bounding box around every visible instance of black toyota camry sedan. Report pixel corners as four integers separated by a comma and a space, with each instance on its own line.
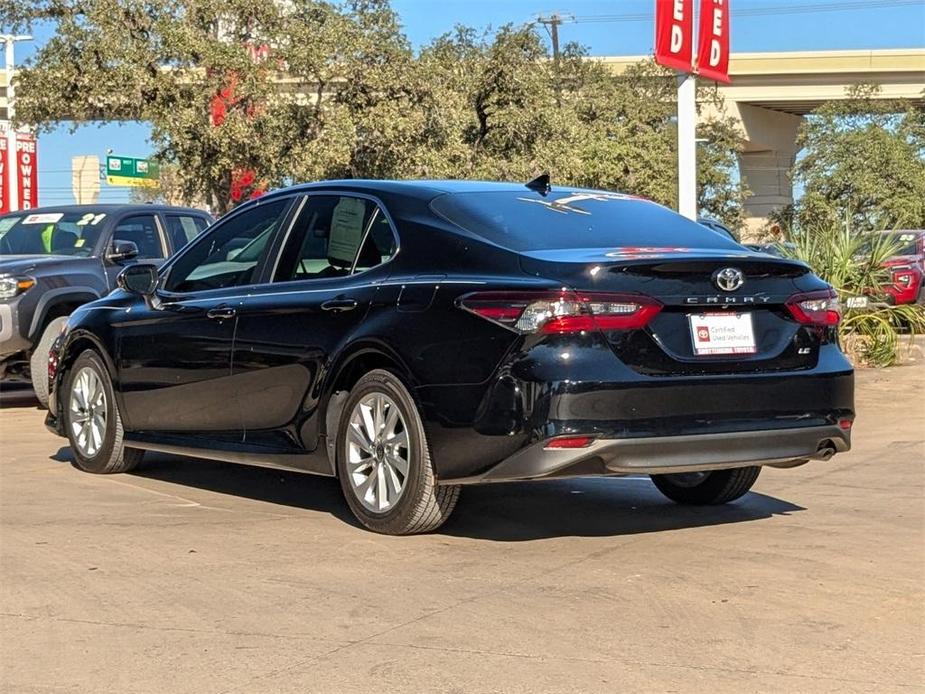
45, 180, 854, 534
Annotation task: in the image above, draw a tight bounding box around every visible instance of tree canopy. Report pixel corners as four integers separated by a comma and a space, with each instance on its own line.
789, 85, 925, 232
4, 0, 746, 220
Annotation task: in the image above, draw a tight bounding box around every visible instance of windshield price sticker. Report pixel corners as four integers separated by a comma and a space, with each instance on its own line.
22, 213, 64, 225
689, 312, 757, 356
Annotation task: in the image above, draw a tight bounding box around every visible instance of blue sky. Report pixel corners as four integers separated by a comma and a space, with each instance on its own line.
16, 0, 925, 206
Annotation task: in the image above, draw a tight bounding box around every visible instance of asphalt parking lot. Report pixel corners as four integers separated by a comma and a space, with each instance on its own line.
1, 361, 923, 694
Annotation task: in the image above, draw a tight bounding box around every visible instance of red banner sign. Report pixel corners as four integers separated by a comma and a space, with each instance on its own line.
655, 0, 694, 73
0, 138, 9, 214
697, 0, 731, 82
16, 133, 38, 210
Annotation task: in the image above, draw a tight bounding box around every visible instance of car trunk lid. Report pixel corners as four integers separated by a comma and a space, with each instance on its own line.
519, 247, 825, 375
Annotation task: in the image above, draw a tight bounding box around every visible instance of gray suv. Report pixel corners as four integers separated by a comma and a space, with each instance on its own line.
0, 204, 211, 404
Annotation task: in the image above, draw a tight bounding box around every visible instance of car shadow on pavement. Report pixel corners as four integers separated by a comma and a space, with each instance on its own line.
0, 384, 40, 409
442, 477, 804, 541
51, 447, 359, 526
50, 447, 804, 540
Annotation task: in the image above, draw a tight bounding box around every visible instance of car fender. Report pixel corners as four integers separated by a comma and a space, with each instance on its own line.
320, 340, 417, 470
49, 327, 118, 415
28, 287, 102, 339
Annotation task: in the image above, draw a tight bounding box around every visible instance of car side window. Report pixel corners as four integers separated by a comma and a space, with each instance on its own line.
352, 214, 398, 273
164, 214, 210, 249
112, 214, 165, 259
273, 196, 394, 282
164, 199, 290, 293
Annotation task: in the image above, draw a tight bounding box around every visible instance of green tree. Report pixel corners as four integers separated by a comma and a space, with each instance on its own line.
792, 85, 925, 232
3, 0, 399, 213
416, 25, 747, 226
5, 3, 747, 225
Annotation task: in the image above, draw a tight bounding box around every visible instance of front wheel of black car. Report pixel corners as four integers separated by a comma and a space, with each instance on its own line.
64, 350, 144, 474
651, 466, 761, 505
336, 369, 459, 535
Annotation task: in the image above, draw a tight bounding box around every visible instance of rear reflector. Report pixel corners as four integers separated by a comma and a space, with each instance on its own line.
838, 419, 853, 431
786, 288, 840, 326
544, 436, 594, 449
459, 290, 661, 334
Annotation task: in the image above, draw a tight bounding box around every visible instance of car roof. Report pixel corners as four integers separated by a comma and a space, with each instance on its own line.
0, 203, 209, 217
262, 179, 619, 202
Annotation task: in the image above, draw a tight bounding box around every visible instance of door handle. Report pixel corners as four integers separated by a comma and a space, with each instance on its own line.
206, 306, 236, 320
321, 298, 359, 313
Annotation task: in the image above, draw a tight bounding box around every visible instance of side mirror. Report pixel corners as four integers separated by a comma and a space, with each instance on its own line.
106, 240, 139, 263
116, 263, 159, 296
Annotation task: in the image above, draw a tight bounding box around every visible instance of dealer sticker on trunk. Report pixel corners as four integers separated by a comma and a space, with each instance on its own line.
689, 312, 757, 356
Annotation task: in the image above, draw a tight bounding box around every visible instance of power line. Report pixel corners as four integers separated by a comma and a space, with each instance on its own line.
570, 0, 921, 24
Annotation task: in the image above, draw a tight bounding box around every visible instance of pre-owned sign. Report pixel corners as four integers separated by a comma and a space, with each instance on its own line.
15, 134, 38, 211
697, 0, 731, 82
655, 0, 694, 73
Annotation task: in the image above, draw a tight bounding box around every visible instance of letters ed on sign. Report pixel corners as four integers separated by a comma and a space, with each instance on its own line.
696, 0, 731, 83
654, 0, 694, 73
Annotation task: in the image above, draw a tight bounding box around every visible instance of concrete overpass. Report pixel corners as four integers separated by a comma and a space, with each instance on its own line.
3, 48, 922, 225
601, 48, 925, 230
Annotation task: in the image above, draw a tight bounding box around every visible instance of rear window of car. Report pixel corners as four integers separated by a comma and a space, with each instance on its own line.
164, 214, 210, 248
430, 191, 742, 252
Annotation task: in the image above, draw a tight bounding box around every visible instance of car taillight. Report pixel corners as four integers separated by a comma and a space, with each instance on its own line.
458, 291, 661, 334
786, 289, 840, 326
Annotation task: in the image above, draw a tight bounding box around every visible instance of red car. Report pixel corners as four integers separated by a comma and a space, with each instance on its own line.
880, 230, 925, 305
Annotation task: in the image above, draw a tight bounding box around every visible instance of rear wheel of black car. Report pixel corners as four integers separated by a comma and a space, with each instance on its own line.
336, 369, 459, 535
64, 350, 144, 474
650, 466, 760, 505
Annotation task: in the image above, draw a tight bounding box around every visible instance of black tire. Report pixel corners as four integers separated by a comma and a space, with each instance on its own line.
30, 316, 68, 409
651, 466, 761, 505
335, 369, 459, 535
63, 350, 144, 474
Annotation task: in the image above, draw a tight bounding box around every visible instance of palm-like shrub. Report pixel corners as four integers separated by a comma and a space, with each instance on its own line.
779, 224, 925, 366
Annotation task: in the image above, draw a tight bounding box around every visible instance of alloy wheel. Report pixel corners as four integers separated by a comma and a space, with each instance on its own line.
69, 366, 108, 458
345, 392, 410, 513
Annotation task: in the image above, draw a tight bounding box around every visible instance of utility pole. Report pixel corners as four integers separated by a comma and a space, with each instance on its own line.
536, 13, 572, 106
1, 34, 32, 213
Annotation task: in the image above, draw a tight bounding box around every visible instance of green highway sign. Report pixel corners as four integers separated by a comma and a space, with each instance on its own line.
106, 155, 159, 188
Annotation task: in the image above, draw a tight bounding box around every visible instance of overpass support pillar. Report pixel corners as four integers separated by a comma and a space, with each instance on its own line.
739, 150, 797, 230
731, 103, 804, 235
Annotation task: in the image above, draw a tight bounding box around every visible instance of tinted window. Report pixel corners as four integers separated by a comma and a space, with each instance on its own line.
0, 210, 109, 256
353, 215, 398, 273
430, 191, 742, 252
112, 214, 164, 259
165, 199, 290, 293
274, 196, 387, 282
164, 214, 210, 249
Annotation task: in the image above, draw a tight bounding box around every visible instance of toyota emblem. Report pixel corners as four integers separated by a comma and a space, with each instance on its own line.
713, 267, 745, 292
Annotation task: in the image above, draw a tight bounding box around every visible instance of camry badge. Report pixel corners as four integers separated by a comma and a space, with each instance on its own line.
714, 267, 745, 292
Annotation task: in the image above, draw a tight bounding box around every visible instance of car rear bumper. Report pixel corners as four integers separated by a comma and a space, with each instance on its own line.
440, 424, 850, 485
